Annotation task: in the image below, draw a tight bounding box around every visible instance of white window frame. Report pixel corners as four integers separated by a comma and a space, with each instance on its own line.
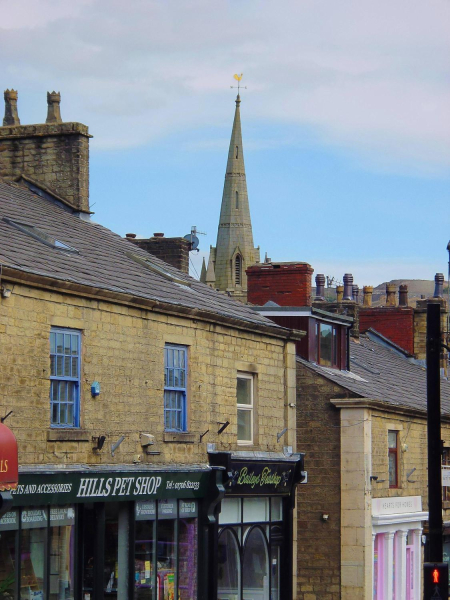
237, 373, 254, 445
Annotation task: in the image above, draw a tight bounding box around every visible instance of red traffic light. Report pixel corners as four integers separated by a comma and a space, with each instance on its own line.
423, 563, 448, 599
432, 568, 439, 583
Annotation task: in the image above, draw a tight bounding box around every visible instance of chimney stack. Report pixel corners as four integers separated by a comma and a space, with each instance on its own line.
3, 89, 20, 126
343, 273, 353, 301
363, 285, 373, 307
315, 274, 325, 300
352, 284, 359, 303
434, 273, 444, 298
0, 90, 91, 213
398, 284, 409, 307
46, 91, 62, 124
336, 285, 344, 302
386, 284, 397, 306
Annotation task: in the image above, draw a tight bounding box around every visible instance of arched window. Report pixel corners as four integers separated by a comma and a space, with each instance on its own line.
217, 528, 240, 599
243, 527, 269, 599
235, 191, 239, 209
235, 145, 239, 159
235, 255, 242, 286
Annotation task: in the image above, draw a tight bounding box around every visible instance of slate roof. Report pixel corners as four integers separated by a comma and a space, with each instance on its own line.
297, 333, 450, 416
0, 180, 286, 333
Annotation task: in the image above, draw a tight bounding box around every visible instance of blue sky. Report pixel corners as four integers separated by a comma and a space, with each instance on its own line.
1, 0, 449, 286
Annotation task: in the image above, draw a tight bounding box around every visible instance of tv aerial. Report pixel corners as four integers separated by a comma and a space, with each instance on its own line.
184, 225, 205, 252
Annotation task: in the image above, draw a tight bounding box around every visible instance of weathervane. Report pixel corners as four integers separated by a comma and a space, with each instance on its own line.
230, 73, 247, 94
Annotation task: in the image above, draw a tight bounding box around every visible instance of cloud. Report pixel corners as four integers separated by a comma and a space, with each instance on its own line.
0, 0, 449, 171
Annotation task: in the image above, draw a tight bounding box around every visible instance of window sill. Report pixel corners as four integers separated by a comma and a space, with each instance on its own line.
163, 432, 195, 444
47, 429, 90, 442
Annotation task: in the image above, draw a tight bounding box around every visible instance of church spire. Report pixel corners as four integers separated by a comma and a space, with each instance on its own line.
207, 85, 259, 302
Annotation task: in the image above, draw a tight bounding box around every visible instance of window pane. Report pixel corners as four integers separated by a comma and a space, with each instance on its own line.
217, 529, 240, 599
388, 431, 398, 449
67, 404, 74, 427
243, 528, 269, 596
50, 332, 56, 354
49, 506, 75, 600
56, 333, 64, 354
389, 452, 397, 487
52, 403, 59, 425
219, 499, 241, 525
0, 510, 18, 600
21, 508, 47, 597
157, 513, 176, 599
134, 502, 155, 599
71, 357, 78, 378
238, 408, 252, 442
178, 513, 198, 600
271, 498, 283, 521
237, 377, 252, 405
56, 356, 63, 376
319, 324, 333, 367
64, 356, 71, 377
60, 403, 67, 425
64, 334, 71, 355
50, 355, 56, 376
243, 498, 269, 523
71, 334, 78, 355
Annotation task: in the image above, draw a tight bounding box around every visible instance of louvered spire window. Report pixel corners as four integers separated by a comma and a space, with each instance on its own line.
235, 191, 239, 209
235, 255, 242, 286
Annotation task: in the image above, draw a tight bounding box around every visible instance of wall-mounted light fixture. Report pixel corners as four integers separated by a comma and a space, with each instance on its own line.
277, 427, 288, 442
217, 421, 230, 435
1, 287, 12, 298
92, 435, 106, 451
91, 382, 100, 397
321, 513, 329, 522
111, 435, 125, 457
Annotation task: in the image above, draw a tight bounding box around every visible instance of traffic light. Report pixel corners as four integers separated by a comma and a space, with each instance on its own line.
423, 562, 448, 599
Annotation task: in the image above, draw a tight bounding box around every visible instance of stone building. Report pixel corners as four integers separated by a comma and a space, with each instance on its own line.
0, 90, 304, 600
203, 94, 260, 302
250, 262, 450, 600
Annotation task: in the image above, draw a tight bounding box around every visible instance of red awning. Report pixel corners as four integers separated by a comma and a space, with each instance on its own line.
0, 422, 18, 491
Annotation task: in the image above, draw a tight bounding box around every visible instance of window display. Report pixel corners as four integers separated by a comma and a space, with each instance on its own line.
21, 508, 47, 599
0, 510, 18, 599
49, 506, 75, 600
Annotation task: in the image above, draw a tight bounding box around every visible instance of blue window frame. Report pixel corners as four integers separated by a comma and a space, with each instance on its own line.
50, 328, 81, 428
164, 345, 187, 432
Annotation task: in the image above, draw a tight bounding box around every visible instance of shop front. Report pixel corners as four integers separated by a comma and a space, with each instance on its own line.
209, 451, 305, 600
372, 496, 427, 600
0, 464, 220, 600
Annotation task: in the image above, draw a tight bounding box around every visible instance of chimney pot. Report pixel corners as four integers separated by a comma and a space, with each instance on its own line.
3, 89, 20, 126
153, 233, 164, 238
336, 285, 344, 303
398, 284, 408, 307
386, 284, 397, 307
363, 285, 373, 307
352, 284, 359, 303
315, 274, 325, 300
343, 273, 353, 301
126, 233, 137, 239
434, 273, 444, 298
46, 91, 62, 124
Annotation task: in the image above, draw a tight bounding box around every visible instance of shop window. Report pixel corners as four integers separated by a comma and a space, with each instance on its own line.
134, 500, 155, 598
0, 509, 18, 599
178, 501, 198, 600
443, 449, 450, 502
388, 431, 399, 488
243, 527, 269, 598
316, 322, 339, 368
49, 506, 75, 600
237, 374, 253, 444
20, 507, 47, 598
164, 345, 188, 432
218, 529, 240, 599
50, 328, 81, 428
243, 498, 269, 523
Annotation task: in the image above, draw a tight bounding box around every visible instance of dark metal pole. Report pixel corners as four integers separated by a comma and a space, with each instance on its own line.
426, 300, 443, 562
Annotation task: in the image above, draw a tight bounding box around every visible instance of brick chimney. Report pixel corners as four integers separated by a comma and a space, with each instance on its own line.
125, 233, 191, 274
386, 284, 397, 306
363, 286, 373, 307
246, 262, 314, 306
0, 90, 91, 213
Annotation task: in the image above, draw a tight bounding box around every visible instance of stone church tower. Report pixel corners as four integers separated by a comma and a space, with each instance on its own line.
204, 94, 260, 302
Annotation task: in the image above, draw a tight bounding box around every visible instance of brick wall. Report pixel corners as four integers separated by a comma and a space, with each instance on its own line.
296, 362, 354, 600
0, 122, 90, 212
247, 262, 314, 306
0, 282, 294, 466
359, 307, 414, 354
127, 236, 190, 274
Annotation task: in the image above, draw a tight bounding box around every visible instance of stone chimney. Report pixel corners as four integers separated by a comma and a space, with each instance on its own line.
315, 274, 325, 300
434, 273, 444, 299
363, 286, 373, 307
0, 90, 91, 213
386, 284, 397, 307
3, 90, 20, 126
343, 274, 353, 301
46, 91, 62, 124
398, 284, 408, 307
336, 285, 344, 303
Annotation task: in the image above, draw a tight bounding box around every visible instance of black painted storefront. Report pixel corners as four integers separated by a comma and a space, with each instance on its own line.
0, 455, 303, 600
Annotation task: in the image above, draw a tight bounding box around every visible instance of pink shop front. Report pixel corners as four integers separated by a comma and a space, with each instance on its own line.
372, 496, 427, 600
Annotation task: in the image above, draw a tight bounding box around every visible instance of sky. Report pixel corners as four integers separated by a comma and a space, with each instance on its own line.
1, 0, 449, 286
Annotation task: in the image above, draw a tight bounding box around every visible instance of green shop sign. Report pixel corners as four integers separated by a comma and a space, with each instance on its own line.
12, 470, 209, 506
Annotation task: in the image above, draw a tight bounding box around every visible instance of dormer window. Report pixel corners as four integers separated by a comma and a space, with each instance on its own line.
316, 322, 339, 368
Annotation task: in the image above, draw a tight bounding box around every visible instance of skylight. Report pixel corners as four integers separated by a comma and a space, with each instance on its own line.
4, 218, 79, 253
126, 251, 191, 287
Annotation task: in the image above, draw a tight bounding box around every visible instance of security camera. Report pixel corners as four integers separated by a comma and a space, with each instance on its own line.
140, 433, 155, 447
